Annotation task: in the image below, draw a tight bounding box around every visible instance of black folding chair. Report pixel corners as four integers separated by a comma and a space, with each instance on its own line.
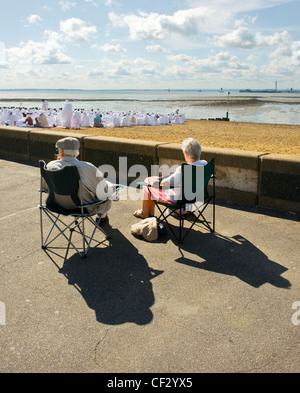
39, 160, 122, 259
147, 158, 216, 244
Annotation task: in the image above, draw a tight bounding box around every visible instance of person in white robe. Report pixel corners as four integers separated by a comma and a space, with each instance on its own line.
101, 112, 110, 126
61, 100, 73, 128
36, 112, 50, 128
120, 113, 130, 127
81, 111, 91, 127
88, 110, 95, 126
136, 114, 146, 126
47, 111, 56, 127
145, 113, 154, 126
71, 110, 82, 129
130, 112, 137, 126
158, 113, 169, 125
55, 110, 63, 127
153, 113, 158, 126
0, 108, 8, 125
42, 100, 49, 111
106, 113, 120, 128
6, 111, 18, 126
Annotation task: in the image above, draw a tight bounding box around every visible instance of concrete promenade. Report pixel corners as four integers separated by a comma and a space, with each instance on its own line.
0, 158, 299, 373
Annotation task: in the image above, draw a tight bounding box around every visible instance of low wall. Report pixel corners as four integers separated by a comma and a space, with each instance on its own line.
83, 136, 168, 182
0, 127, 30, 162
259, 154, 300, 213
0, 126, 299, 214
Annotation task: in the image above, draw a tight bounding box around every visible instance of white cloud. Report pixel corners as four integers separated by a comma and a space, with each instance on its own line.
146, 44, 169, 53
26, 14, 43, 25
100, 43, 127, 52
213, 28, 293, 49
0, 42, 6, 66
260, 56, 296, 78
60, 18, 97, 43
234, 16, 257, 28
186, 0, 295, 13
246, 54, 259, 61
88, 57, 160, 79
255, 31, 292, 47
109, 7, 231, 41
103, 0, 115, 6
6, 32, 72, 65
213, 28, 257, 49
85, 0, 98, 6
167, 51, 250, 73
59, 1, 77, 12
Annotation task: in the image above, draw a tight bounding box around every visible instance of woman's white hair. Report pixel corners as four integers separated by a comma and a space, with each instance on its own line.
181, 138, 201, 159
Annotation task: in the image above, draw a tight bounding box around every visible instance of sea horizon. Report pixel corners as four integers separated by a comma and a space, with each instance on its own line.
1, 87, 300, 92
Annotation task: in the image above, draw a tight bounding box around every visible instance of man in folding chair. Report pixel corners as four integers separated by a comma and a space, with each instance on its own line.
40, 137, 117, 259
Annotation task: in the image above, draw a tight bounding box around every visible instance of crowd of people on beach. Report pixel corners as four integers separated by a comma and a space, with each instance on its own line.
0, 99, 186, 129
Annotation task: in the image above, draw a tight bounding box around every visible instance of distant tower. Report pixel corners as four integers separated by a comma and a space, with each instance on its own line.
275, 81, 278, 90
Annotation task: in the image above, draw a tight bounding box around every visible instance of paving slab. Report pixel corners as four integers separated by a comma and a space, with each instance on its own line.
0, 158, 299, 373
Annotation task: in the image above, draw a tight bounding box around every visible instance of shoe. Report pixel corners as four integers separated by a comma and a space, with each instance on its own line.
133, 209, 148, 219
100, 215, 108, 224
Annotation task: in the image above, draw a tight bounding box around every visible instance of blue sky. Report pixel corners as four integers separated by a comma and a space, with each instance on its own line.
0, 0, 299, 90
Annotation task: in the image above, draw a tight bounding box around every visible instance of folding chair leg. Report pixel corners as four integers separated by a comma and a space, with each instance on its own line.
93, 216, 111, 240
65, 228, 74, 261
82, 217, 86, 257
40, 206, 44, 249
156, 204, 182, 244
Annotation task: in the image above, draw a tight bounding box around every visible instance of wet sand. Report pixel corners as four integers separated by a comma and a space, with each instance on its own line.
59, 119, 300, 156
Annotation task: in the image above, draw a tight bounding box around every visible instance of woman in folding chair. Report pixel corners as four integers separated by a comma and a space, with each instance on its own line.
133, 138, 207, 219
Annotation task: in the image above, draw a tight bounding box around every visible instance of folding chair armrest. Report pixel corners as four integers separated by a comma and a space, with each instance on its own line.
109, 185, 124, 201
112, 185, 124, 193
78, 199, 108, 209
78, 185, 124, 208
138, 181, 150, 187
137, 181, 177, 190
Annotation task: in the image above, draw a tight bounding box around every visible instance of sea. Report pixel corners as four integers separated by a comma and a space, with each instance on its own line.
0, 89, 299, 125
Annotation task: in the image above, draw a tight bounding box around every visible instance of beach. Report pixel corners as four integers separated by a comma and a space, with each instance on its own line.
56, 119, 300, 156
1, 89, 299, 156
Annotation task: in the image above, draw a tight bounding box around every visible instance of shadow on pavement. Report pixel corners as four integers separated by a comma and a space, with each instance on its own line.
172, 229, 291, 289
44, 227, 163, 326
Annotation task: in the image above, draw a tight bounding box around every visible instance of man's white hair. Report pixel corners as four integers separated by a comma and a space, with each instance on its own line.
63, 149, 79, 157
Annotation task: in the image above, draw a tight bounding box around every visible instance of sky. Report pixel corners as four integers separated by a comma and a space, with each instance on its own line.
0, 0, 300, 90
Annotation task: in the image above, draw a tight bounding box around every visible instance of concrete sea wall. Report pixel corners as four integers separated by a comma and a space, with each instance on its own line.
0, 126, 299, 213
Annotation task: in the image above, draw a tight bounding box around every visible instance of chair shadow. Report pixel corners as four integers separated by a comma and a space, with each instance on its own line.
44, 227, 163, 325
165, 223, 291, 289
